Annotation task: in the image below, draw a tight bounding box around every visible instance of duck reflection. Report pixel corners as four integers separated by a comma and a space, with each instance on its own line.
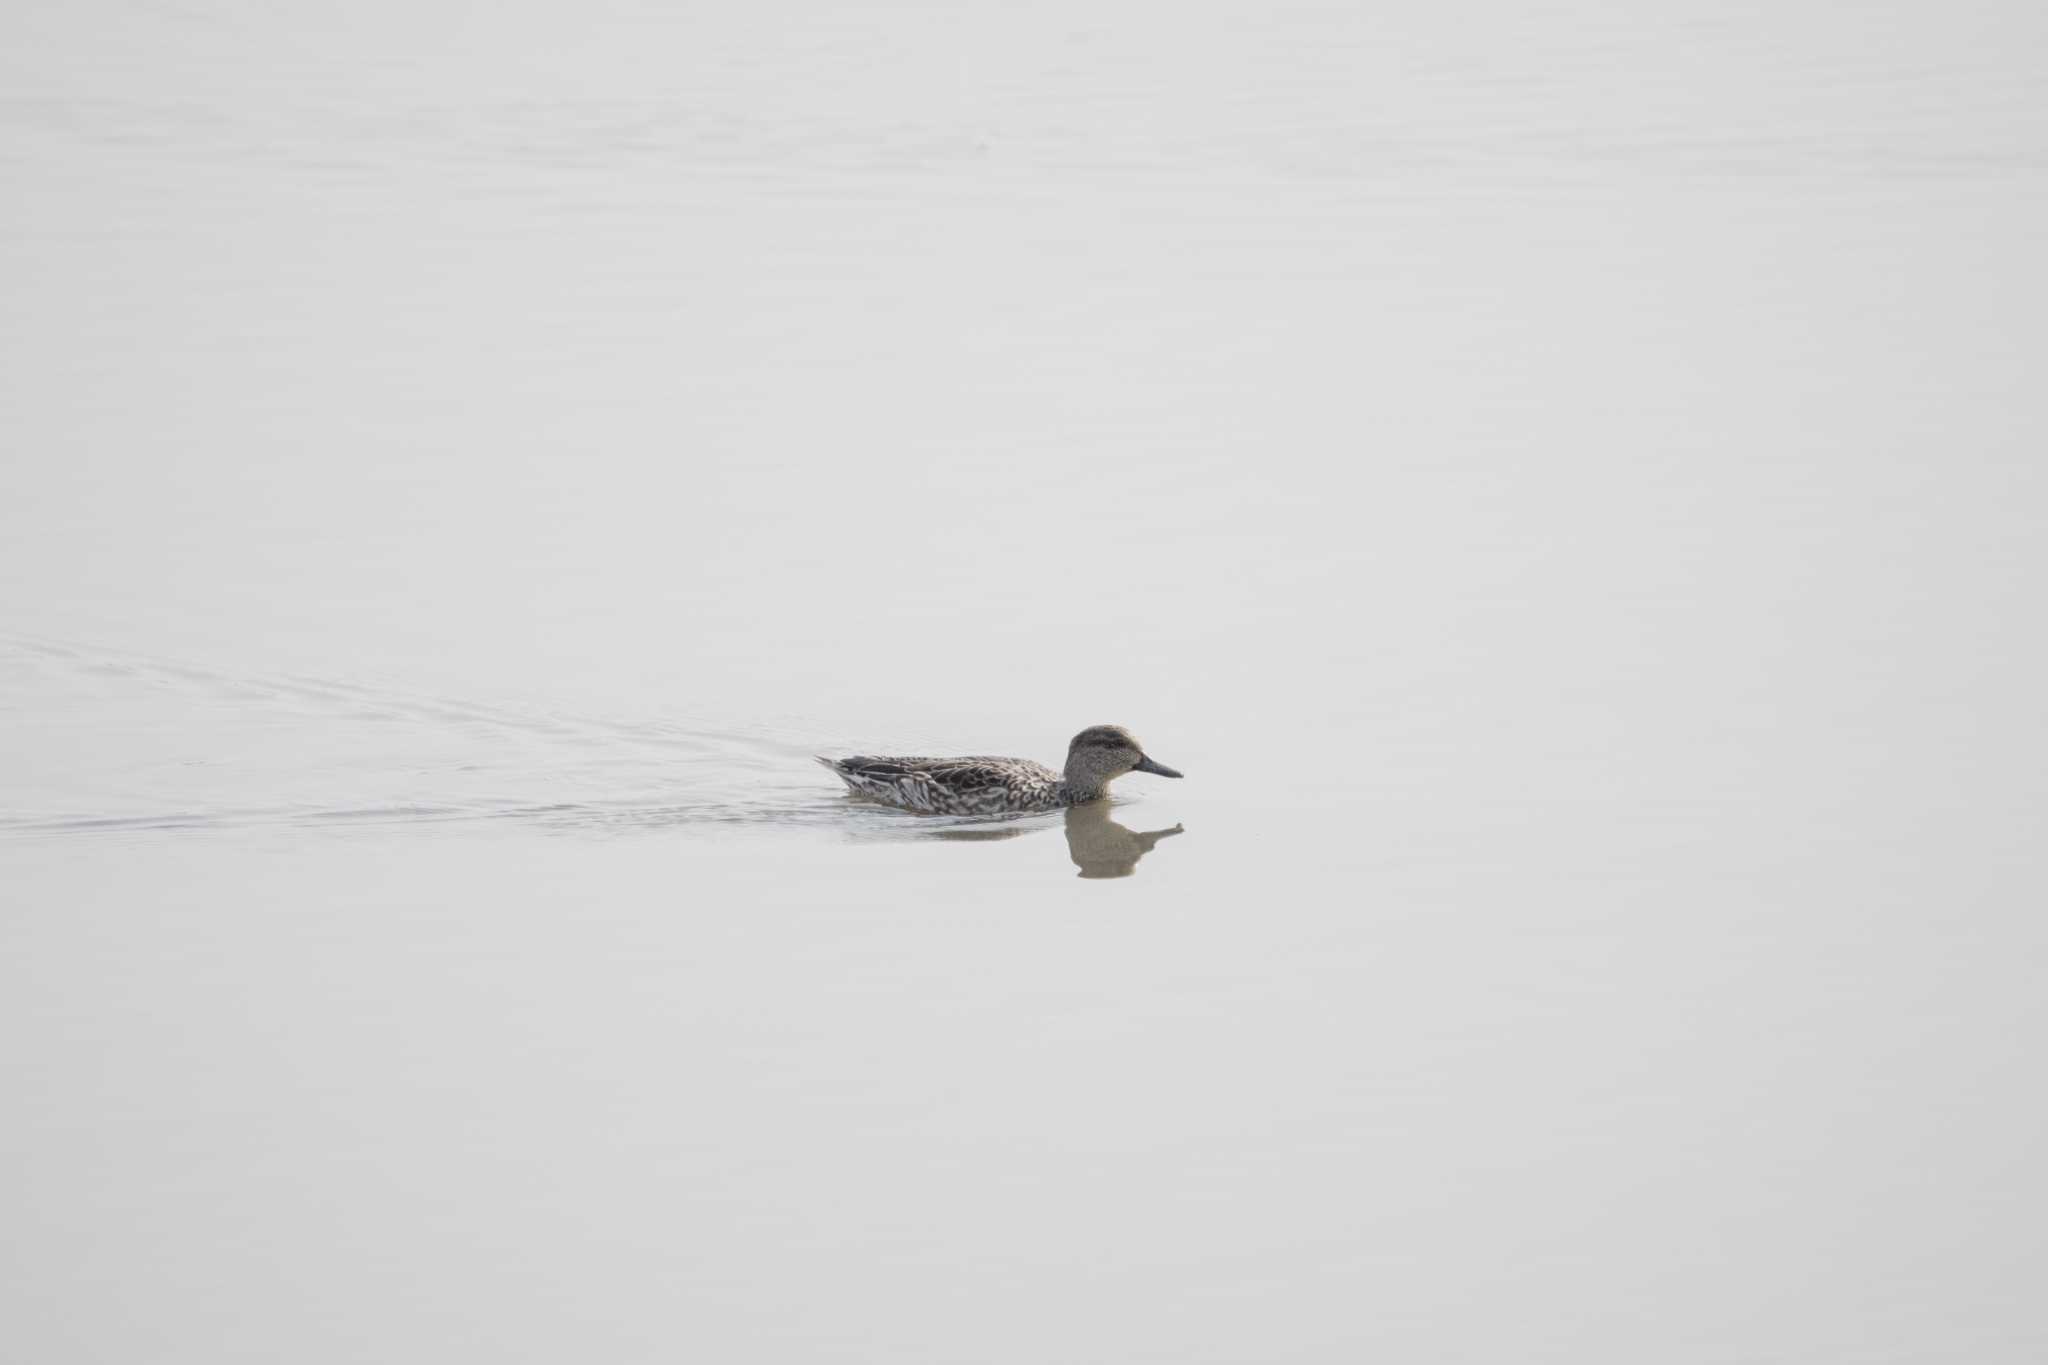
924, 801, 1184, 878
1064, 800, 1184, 879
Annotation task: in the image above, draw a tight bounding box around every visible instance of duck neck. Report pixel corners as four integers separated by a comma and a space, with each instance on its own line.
1060, 763, 1111, 805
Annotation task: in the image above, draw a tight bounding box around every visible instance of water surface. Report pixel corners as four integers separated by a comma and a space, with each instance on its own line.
4, 1, 2046, 1360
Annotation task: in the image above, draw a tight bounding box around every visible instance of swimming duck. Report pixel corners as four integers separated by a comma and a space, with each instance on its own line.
818, 724, 1183, 815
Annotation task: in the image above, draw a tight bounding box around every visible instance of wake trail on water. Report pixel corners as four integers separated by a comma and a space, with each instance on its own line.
0, 633, 992, 840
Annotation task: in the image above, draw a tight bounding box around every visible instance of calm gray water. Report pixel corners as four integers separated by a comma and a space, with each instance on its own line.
5, 1, 2046, 1360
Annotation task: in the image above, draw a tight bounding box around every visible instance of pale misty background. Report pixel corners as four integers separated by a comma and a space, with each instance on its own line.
4, 1, 2046, 1361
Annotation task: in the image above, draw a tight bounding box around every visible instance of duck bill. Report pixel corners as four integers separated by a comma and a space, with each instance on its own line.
1133, 754, 1183, 779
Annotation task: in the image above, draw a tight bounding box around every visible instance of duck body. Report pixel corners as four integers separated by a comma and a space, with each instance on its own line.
819, 724, 1183, 816
816, 755, 1068, 815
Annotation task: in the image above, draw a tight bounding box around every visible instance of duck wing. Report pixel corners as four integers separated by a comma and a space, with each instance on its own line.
819, 755, 1059, 811
828, 755, 1052, 781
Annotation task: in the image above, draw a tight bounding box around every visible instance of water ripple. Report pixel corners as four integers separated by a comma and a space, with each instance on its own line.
0, 633, 1013, 842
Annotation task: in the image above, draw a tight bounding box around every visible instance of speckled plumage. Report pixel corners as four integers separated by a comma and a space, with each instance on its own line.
818, 724, 1183, 815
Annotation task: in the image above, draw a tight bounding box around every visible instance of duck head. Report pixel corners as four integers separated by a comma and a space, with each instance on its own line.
1063, 724, 1182, 801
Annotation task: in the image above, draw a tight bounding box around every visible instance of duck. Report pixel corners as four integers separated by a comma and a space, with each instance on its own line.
818, 724, 1183, 815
